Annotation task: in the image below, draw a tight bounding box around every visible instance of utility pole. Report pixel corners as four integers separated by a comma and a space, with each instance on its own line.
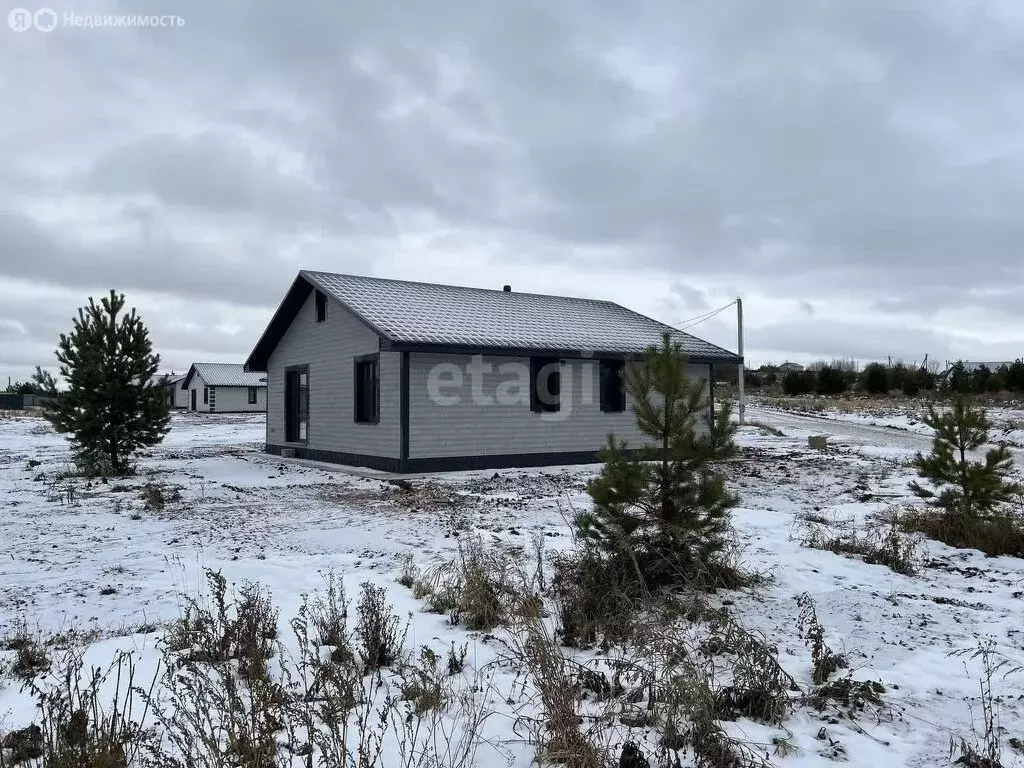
737, 297, 745, 425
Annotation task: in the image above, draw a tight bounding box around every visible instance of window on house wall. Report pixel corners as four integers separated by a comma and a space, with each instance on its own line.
315, 290, 327, 322
248, 387, 258, 404
530, 357, 561, 412
599, 360, 626, 412
354, 355, 379, 423
285, 367, 309, 442
203, 386, 208, 404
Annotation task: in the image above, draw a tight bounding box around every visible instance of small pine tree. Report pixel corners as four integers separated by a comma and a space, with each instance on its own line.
782, 370, 814, 396
576, 333, 740, 588
1006, 359, 1024, 393
815, 365, 847, 395
916, 366, 936, 391
946, 360, 971, 395
901, 374, 920, 397
971, 364, 991, 394
887, 363, 909, 392
30, 366, 58, 395
862, 363, 889, 395
909, 399, 1021, 520
36, 290, 170, 476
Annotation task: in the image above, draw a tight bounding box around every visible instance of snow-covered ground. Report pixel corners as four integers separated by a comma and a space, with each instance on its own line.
752, 396, 1024, 451
1, 408, 1023, 767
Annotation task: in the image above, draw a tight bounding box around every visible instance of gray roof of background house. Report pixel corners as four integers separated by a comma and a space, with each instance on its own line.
182, 363, 267, 389
299, 271, 740, 360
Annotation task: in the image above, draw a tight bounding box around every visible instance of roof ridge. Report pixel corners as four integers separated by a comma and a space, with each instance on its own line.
301, 269, 622, 306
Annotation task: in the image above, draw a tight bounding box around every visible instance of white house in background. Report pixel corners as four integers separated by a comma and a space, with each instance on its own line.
158, 373, 188, 409
181, 363, 267, 413
243, 270, 741, 473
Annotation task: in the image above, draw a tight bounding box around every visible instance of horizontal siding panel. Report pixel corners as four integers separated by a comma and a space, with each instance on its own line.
209, 385, 267, 413
408, 353, 709, 459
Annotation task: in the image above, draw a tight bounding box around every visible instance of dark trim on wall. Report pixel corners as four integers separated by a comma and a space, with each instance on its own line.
384, 341, 740, 365
265, 444, 636, 474
267, 444, 404, 473
245, 275, 314, 371
401, 451, 608, 473
353, 352, 380, 424
246, 272, 393, 372
190, 409, 268, 414
285, 364, 310, 444
180, 365, 199, 389
400, 351, 410, 461
708, 363, 715, 428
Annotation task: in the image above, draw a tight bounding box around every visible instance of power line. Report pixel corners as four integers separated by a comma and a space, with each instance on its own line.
669, 300, 736, 331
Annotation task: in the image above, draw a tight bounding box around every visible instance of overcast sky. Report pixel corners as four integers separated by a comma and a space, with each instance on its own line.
3, 1, 1023, 384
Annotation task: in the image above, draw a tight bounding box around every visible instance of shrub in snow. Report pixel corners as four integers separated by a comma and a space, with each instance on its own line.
909, 399, 1021, 520
907, 399, 1024, 557
356, 582, 407, 670
861, 362, 890, 395
1005, 359, 1024, 393
781, 369, 814, 396
576, 332, 741, 591
815, 365, 847, 395
901, 371, 921, 397
945, 360, 972, 395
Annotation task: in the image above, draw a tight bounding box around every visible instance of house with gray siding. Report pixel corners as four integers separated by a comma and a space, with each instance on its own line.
157, 373, 188, 409
244, 271, 741, 473
181, 363, 267, 413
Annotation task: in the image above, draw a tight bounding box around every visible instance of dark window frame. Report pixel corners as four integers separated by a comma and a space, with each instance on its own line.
530, 357, 561, 413
353, 353, 380, 424
285, 364, 310, 443
314, 290, 327, 322
599, 359, 626, 413
203, 386, 208, 404
248, 386, 258, 405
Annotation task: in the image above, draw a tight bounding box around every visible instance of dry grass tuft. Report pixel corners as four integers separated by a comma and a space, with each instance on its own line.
797, 506, 921, 575
413, 538, 512, 632
901, 506, 1024, 558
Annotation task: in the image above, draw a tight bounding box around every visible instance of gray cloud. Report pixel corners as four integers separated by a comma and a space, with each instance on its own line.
2, 0, 1024, 382
82, 132, 319, 223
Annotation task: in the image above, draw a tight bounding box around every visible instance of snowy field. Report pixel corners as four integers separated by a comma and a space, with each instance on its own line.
1, 408, 1023, 767
752, 395, 1024, 451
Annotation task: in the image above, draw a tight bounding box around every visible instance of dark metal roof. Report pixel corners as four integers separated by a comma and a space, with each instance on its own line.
245, 271, 741, 371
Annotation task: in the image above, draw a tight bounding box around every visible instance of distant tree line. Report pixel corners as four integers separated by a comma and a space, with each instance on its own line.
941, 360, 1024, 395
5, 367, 58, 396
740, 358, 1024, 398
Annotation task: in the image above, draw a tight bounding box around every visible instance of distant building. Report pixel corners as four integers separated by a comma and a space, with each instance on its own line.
181, 363, 267, 413
157, 373, 188, 409
777, 362, 805, 373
